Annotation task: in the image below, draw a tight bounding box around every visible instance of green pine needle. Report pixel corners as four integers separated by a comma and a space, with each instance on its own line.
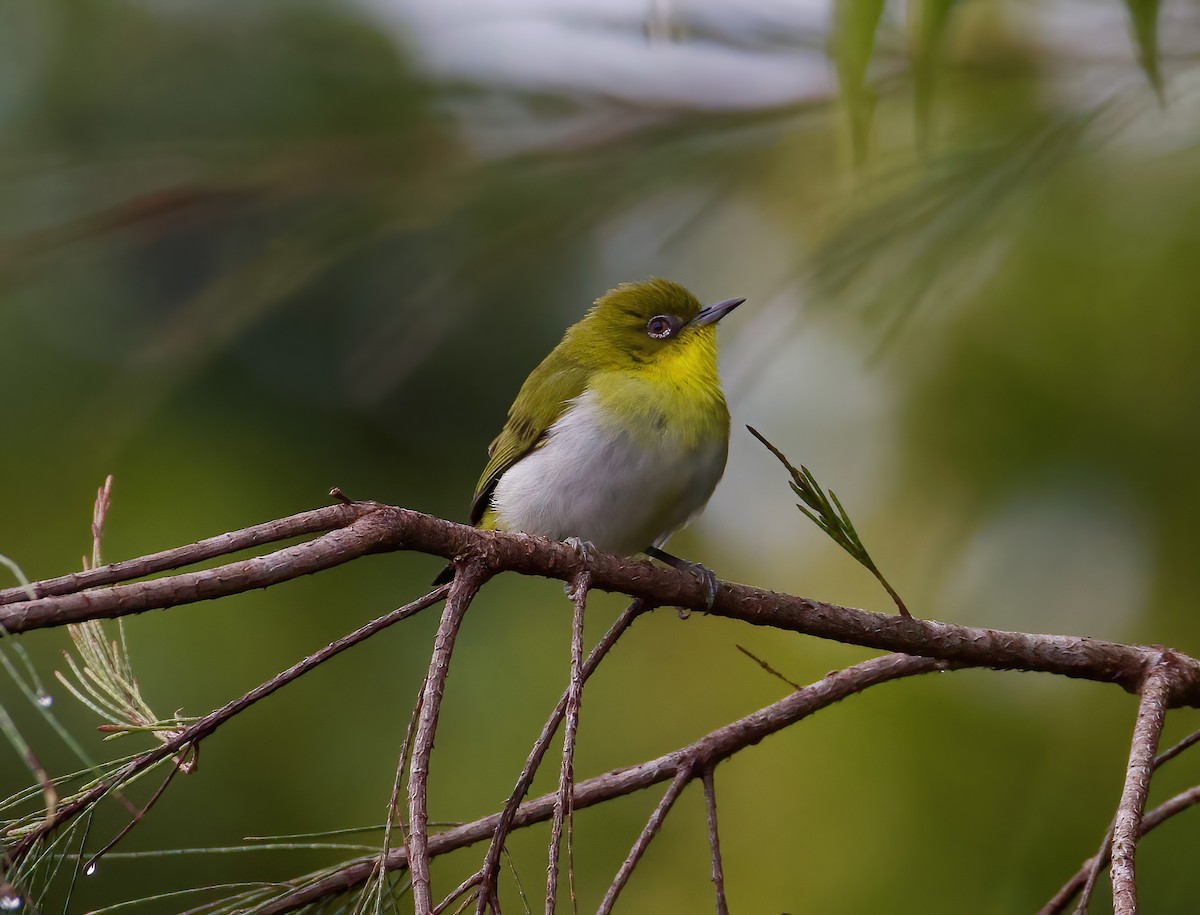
747, 426, 911, 619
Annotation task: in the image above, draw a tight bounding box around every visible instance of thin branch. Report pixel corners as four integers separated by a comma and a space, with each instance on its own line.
1040, 785, 1200, 914
0, 508, 397, 634
546, 572, 589, 915
1045, 694, 1200, 915
735, 644, 804, 692
365, 677, 427, 914
433, 872, 483, 915
82, 755, 185, 874
1152, 725, 1200, 768
0, 502, 370, 606
5, 505, 1197, 706
1073, 820, 1114, 914
476, 599, 648, 915
409, 567, 487, 914
256, 653, 950, 914
1071, 677, 1169, 915
701, 768, 729, 915
1110, 662, 1172, 914
597, 763, 693, 915
3, 586, 449, 874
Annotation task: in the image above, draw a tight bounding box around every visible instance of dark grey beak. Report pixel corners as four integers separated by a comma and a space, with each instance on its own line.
688, 297, 745, 328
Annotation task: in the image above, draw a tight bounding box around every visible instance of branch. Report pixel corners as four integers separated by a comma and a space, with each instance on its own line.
254, 652, 950, 914
0, 502, 369, 607
597, 763, 692, 915
5, 504, 1200, 706
3, 585, 448, 871
476, 598, 647, 914
1040, 785, 1200, 914
0, 505, 395, 632
702, 767, 729, 915
409, 567, 487, 913
546, 571, 588, 915
1110, 661, 1172, 914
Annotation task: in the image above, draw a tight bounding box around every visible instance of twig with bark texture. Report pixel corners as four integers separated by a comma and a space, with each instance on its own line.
1109, 661, 1171, 914
3, 585, 448, 872
81, 755, 185, 874
4, 505, 1198, 708
0, 502, 369, 607
433, 872, 483, 915
474, 599, 648, 915
1040, 785, 1200, 914
702, 767, 729, 915
409, 567, 488, 913
598, 763, 693, 915
254, 653, 950, 914
1041, 720, 1200, 915
546, 571, 589, 915
365, 677, 426, 913
1073, 820, 1116, 914
5, 501, 1200, 911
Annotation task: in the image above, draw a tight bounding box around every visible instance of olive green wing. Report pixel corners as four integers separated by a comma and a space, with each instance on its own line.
469, 349, 592, 525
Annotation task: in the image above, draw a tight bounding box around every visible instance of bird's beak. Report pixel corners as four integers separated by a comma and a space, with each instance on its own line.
688, 297, 745, 328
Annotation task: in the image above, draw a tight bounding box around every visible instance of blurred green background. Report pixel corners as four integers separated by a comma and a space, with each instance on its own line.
3, 0, 1200, 911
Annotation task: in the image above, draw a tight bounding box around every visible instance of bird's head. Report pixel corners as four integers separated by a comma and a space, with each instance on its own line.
574, 279, 743, 374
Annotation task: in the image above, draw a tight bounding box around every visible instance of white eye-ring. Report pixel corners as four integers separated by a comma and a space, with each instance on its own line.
646, 315, 674, 339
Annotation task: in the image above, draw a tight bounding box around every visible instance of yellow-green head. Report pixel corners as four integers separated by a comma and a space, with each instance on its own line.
562, 278, 744, 379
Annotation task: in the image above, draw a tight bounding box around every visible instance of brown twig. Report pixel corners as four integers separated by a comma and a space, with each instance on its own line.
0, 502, 370, 607
1072, 820, 1115, 914
1110, 661, 1172, 914
702, 767, 729, 915
433, 871, 484, 915
1040, 785, 1200, 914
476, 599, 648, 915
546, 571, 589, 915
735, 644, 804, 691
257, 653, 949, 914
1044, 704, 1200, 915
409, 567, 488, 913
1070, 668, 1172, 915
597, 762, 693, 915
7, 501, 1200, 911
4, 506, 1197, 707
1152, 724, 1200, 768
2, 585, 449, 875
365, 677, 427, 913
82, 753, 185, 874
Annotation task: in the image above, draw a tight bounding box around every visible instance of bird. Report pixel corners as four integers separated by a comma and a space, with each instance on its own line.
435, 278, 743, 602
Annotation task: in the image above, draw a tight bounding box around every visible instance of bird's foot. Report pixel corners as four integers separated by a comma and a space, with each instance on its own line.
645, 546, 720, 612
563, 537, 596, 596
686, 563, 720, 613
564, 536, 596, 569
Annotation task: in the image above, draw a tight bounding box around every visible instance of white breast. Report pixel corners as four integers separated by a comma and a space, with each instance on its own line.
489, 389, 727, 556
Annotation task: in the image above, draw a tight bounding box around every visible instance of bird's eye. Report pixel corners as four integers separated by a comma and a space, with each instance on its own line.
646, 315, 674, 339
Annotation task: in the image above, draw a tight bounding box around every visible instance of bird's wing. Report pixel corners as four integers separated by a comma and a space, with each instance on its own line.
469, 349, 592, 525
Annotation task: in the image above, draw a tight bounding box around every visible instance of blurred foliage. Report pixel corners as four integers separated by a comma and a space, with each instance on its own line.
2, 0, 1200, 912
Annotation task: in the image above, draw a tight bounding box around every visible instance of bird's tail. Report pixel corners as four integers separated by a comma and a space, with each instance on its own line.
431, 563, 454, 587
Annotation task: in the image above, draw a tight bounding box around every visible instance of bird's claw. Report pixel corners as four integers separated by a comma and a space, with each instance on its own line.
564, 536, 595, 569
645, 546, 720, 614
675, 561, 720, 616
691, 562, 719, 611
563, 537, 596, 597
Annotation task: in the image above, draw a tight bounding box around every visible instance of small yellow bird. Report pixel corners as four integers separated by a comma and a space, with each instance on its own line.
437, 279, 742, 599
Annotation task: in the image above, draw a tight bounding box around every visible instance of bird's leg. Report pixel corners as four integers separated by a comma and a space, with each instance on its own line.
645, 546, 719, 611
